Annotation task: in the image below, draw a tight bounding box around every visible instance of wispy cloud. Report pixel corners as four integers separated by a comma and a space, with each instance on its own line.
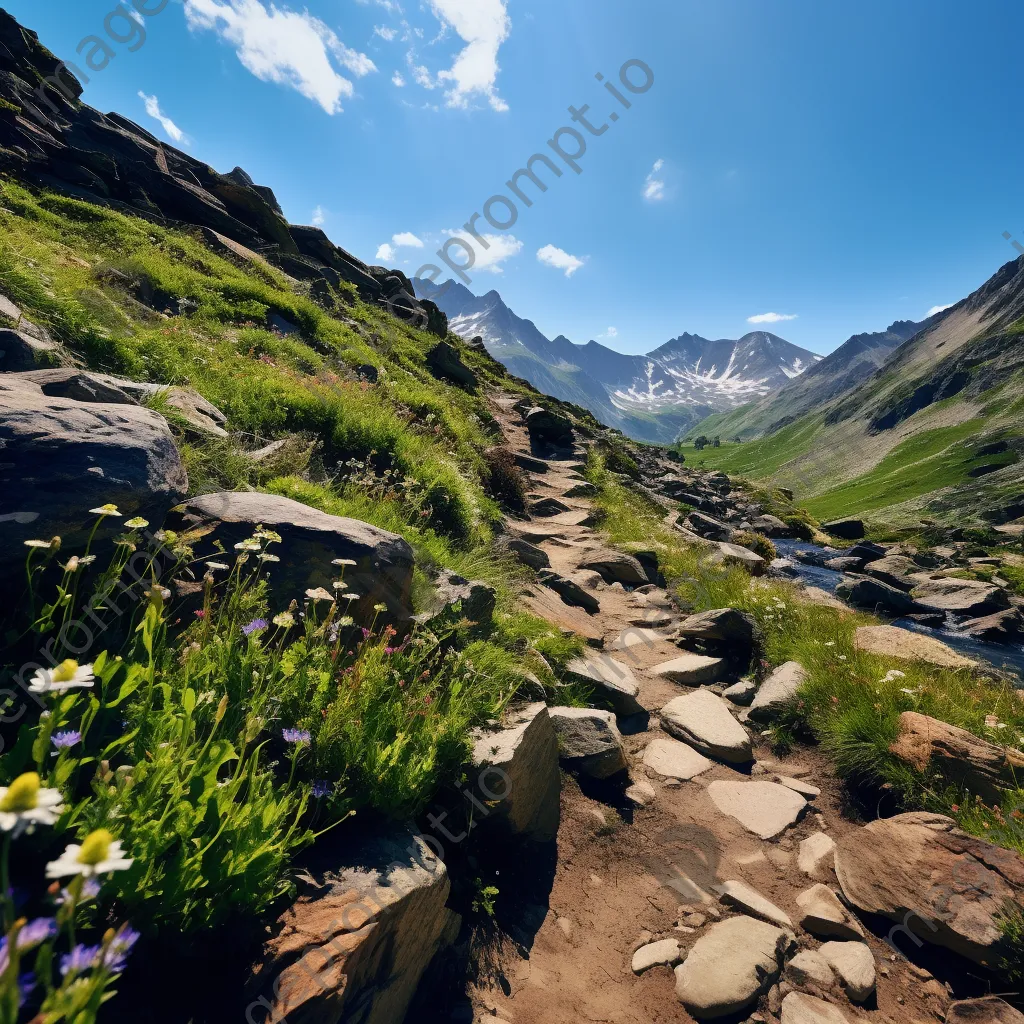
392, 71, 406, 86
643, 158, 666, 201
184, 0, 376, 115
392, 231, 424, 248
137, 92, 185, 143
374, 25, 396, 41
376, 243, 396, 262
311, 206, 325, 226
537, 244, 584, 278
426, 0, 510, 112
926, 303, 954, 316
747, 312, 798, 324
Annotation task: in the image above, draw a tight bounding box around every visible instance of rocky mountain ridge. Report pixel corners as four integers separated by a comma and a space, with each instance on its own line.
414, 277, 821, 444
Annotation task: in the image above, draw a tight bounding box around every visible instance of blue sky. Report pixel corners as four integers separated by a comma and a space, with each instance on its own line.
10, 0, 1024, 356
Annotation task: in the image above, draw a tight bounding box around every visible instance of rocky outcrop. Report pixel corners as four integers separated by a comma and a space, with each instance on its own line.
470, 703, 560, 843
169, 491, 414, 622
0, 372, 187, 567
548, 707, 627, 779
835, 812, 1024, 966
674, 916, 792, 1019
911, 578, 1011, 617
685, 512, 735, 542
249, 827, 451, 1024
0, 11, 442, 329
854, 625, 978, 669
889, 711, 1024, 802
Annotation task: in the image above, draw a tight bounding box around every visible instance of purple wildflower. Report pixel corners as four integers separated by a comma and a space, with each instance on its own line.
17, 918, 57, 950
50, 730, 82, 750
241, 618, 269, 637
101, 925, 140, 974
311, 780, 332, 798
17, 973, 34, 1009
360, 628, 371, 640
282, 728, 311, 745
56, 877, 101, 905
60, 944, 100, 977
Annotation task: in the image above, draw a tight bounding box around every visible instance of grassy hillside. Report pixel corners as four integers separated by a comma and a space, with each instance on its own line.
684, 259, 1024, 530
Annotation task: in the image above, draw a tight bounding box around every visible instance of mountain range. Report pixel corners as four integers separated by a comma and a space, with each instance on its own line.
413, 278, 821, 443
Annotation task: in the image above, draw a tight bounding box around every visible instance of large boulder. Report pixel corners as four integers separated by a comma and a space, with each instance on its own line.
537, 569, 601, 614
675, 608, 756, 646
0, 327, 58, 371
854, 625, 978, 669
674, 916, 792, 1019
890, 711, 1024, 803
835, 812, 1024, 966
836, 575, 919, 615
0, 373, 187, 566
548, 707, 627, 779
714, 541, 767, 576
946, 997, 1024, 1024
248, 826, 452, 1024
817, 941, 875, 1002
524, 406, 574, 447
470, 703, 560, 843
660, 690, 752, 764
748, 661, 808, 723
564, 653, 643, 716
823, 519, 866, 540
169, 491, 414, 623
862, 553, 919, 591
500, 536, 550, 570
576, 549, 649, 586
15, 368, 130, 404
912, 578, 1011, 617
425, 340, 476, 391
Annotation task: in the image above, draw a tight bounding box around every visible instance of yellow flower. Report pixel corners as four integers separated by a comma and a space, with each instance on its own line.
89, 504, 122, 517
273, 611, 295, 628
124, 517, 149, 529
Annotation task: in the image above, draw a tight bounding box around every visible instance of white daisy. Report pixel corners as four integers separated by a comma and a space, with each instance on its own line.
331, 558, 358, 567
46, 829, 134, 879
29, 660, 95, 694
0, 773, 64, 835
89, 504, 121, 517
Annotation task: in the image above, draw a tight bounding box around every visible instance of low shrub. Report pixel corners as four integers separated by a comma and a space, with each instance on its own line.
731, 530, 778, 562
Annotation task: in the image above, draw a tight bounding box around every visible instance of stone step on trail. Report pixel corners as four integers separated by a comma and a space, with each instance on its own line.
707, 779, 808, 838
661, 689, 753, 764
651, 652, 725, 686
564, 653, 643, 716
642, 736, 713, 780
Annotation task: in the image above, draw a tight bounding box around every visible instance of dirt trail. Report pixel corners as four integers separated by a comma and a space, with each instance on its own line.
459, 396, 952, 1024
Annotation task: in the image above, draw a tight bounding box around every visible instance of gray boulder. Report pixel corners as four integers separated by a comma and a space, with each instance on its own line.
0, 373, 187, 566
537, 569, 600, 613
425, 340, 476, 390
524, 406, 574, 447
823, 518, 866, 540
470, 703, 560, 843
429, 570, 496, 626
565, 653, 643, 716
170, 491, 414, 622
912, 578, 1010, 617
686, 512, 735, 542
748, 661, 808, 723
836, 574, 919, 615
549, 707, 627, 779
576, 549, 649, 586
675, 607, 756, 646
501, 536, 550, 570
960, 607, 1024, 642
0, 327, 58, 372
661, 689, 752, 764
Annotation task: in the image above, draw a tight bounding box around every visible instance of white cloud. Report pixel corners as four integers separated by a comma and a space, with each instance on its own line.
643, 158, 666, 201
427, 0, 510, 112
183, 0, 376, 115
926, 303, 954, 316
443, 230, 522, 273
392, 71, 406, 86
392, 231, 424, 248
376, 243, 396, 262
137, 91, 185, 143
747, 312, 799, 324
599, 326, 618, 339
311, 206, 325, 226
374, 25, 396, 41
408, 58, 436, 89
537, 244, 584, 278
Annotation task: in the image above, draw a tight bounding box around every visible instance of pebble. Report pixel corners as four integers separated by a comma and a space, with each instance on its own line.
556, 917, 574, 940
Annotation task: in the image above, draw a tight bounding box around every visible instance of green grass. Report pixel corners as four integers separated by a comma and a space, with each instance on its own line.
680, 415, 824, 478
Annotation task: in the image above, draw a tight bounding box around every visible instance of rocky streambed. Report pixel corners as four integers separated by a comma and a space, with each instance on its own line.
773, 539, 1024, 681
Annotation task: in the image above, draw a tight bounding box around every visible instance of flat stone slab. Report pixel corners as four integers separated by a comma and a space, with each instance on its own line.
776, 775, 820, 799
564, 654, 643, 716
612, 627, 666, 649
661, 690, 753, 764
632, 937, 681, 974
643, 737, 713, 780
707, 780, 807, 838
715, 879, 793, 928
674, 916, 791, 1019
652, 652, 725, 686
854, 624, 978, 669
749, 661, 807, 722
